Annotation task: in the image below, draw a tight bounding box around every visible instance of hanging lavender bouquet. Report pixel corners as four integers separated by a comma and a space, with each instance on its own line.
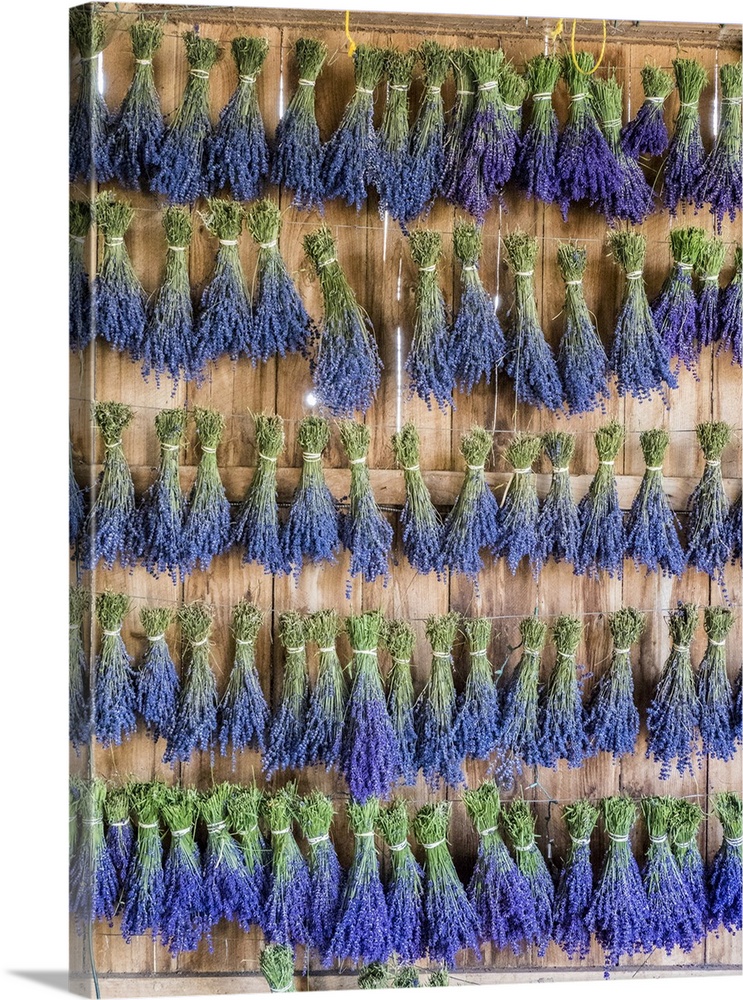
441, 48, 476, 205
108, 19, 165, 189
502, 231, 563, 411
232, 412, 289, 576
375, 48, 416, 224
93, 592, 136, 748
698, 61, 742, 228
218, 601, 269, 761
663, 58, 709, 214
441, 426, 500, 580
120, 781, 166, 942
282, 414, 341, 575
382, 619, 418, 785
414, 802, 480, 966
502, 800, 554, 956
416, 612, 465, 790
585, 607, 645, 760
651, 226, 706, 371
69, 587, 91, 752
719, 244, 742, 365
378, 801, 423, 963
621, 63, 674, 158
516, 54, 561, 204
339, 420, 393, 591
245, 198, 314, 362
497, 616, 546, 781
686, 421, 733, 584
391, 422, 442, 575
105, 784, 134, 905
70, 201, 92, 353
406, 230, 455, 410
536, 431, 580, 570
729, 494, 742, 566
696, 235, 727, 349
135, 407, 188, 583
494, 433, 543, 576
69, 7, 112, 182
297, 791, 344, 955
669, 799, 708, 931
575, 420, 626, 580
607, 230, 677, 402
270, 38, 327, 212
646, 603, 701, 780
500, 62, 528, 139
456, 617, 499, 764
137, 606, 179, 744
323, 44, 385, 211
263, 612, 309, 778
555, 243, 609, 414
300, 609, 348, 771
70, 779, 118, 926
151, 31, 219, 204
160, 787, 204, 956
697, 606, 736, 761
552, 800, 598, 960
538, 615, 588, 770
450, 221, 504, 393
463, 781, 538, 955
93, 192, 147, 357
70, 446, 86, 554
304, 225, 381, 416
263, 784, 310, 947
163, 602, 218, 765
708, 791, 743, 934
226, 784, 267, 932
342, 611, 402, 802
625, 429, 686, 577
407, 41, 450, 220
182, 408, 231, 573
260, 945, 295, 992
206, 36, 269, 201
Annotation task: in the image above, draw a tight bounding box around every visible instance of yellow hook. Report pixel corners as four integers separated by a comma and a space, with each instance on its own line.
344, 10, 357, 57
570, 19, 607, 75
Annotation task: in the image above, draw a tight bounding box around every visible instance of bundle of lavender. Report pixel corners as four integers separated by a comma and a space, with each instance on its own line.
163, 603, 218, 765
70, 779, 118, 926
108, 19, 165, 189
698, 61, 742, 229
407, 41, 450, 219
708, 791, 743, 934
494, 433, 543, 576
218, 601, 268, 762
500, 62, 528, 139
502, 231, 563, 412
69, 201, 92, 353
120, 781, 166, 942
160, 787, 205, 955
669, 799, 708, 931
300, 610, 348, 771
226, 784, 267, 933
502, 800, 554, 956
575, 420, 627, 580
69, 7, 112, 182
151, 31, 219, 204
206, 36, 270, 201
375, 49, 416, 224
93, 592, 136, 749
441, 48, 476, 205
686, 421, 733, 584
270, 38, 327, 212
456, 617, 499, 764
304, 225, 381, 416
263, 784, 310, 947
382, 619, 419, 784
552, 800, 598, 960
620, 63, 674, 159
232, 412, 289, 576
416, 612, 465, 790
93, 192, 147, 357
137, 607, 179, 744
378, 801, 423, 963
406, 230, 455, 411
323, 44, 386, 211
140, 207, 194, 391
391, 422, 442, 576
69, 587, 91, 753
607, 230, 676, 402
297, 791, 344, 955
695, 235, 727, 349
696, 606, 736, 762
497, 616, 546, 781
662, 58, 709, 215
516, 54, 561, 204
536, 431, 581, 570
646, 603, 701, 780
729, 494, 742, 566
263, 612, 309, 778
538, 615, 588, 770
719, 245, 742, 365
70, 446, 86, 553
585, 607, 645, 760
625, 429, 686, 578
651, 226, 706, 372
182, 408, 231, 573
260, 945, 295, 993
450, 221, 504, 393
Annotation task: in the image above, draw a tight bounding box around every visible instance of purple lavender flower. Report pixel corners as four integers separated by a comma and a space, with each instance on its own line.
585, 608, 645, 760
70, 450, 87, 555
163, 603, 218, 766
391, 422, 443, 576
378, 801, 423, 963
298, 792, 344, 955
300, 610, 348, 771
263, 613, 309, 778
556, 243, 609, 414
69, 201, 92, 353
456, 618, 499, 763
69, 587, 91, 752
497, 617, 546, 783
441, 428, 499, 580
181, 408, 231, 573
375, 49, 417, 224
536, 431, 580, 569
516, 54, 561, 203
218, 602, 268, 761
669, 799, 709, 932
406, 230, 455, 411
686, 421, 733, 585
227, 786, 267, 933
104, 785, 134, 908
263, 785, 311, 947
441, 48, 476, 205
93, 193, 148, 358
552, 800, 598, 960
407, 41, 450, 219
382, 619, 419, 785
503, 800, 554, 956
729, 493, 742, 565
416, 613, 465, 790
719, 245, 742, 365
70, 779, 119, 927
160, 788, 205, 956
696, 61, 741, 229
538, 615, 588, 770
695, 236, 727, 348
620, 63, 674, 159
575, 421, 627, 580
137, 607, 179, 744
69, 8, 112, 183
708, 792, 743, 934
494, 433, 543, 576
120, 782, 166, 942
651, 226, 706, 372
625, 429, 686, 577
663, 58, 709, 214
696, 606, 736, 762
93, 592, 136, 749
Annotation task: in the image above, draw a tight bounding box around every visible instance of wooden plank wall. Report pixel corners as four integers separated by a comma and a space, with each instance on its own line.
69, 3, 742, 995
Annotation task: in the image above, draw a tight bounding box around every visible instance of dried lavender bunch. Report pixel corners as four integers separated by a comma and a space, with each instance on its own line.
206, 36, 269, 201
663, 58, 709, 214
497, 616, 546, 781
552, 800, 598, 960
414, 802, 480, 966
69, 587, 91, 752
297, 792, 344, 955
719, 244, 742, 364
304, 226, 381, 416
137, 607, 179, 744
450, 221, 505, 393
406, 230, 455, 410
730, 493, 742, 565
108, 19, 165, 189
696, 606, 736, 761
646, 604, 701, 780
201, 783, 261, 936
69, 7, 112, 182
686, 421, 733, 584
539, 615, 588, 770
503, 800, 554, 956
500, 62, 528, 136
93, 192, 147, 357
260, 945, 295, 992
120, 781, 166, 942
382, 619, 418, 784
416, 612, 465, 790
576, 420, 627, 580
708, 791, 743, 934
516, 54, 561, 203
270, 38, 327, 212
182, 408, 231, 573
163, 603, 218, 765
70, 446, 86, 553
300, 610, 348, 771
378, 801, 423, 963
135, 408, 188, 583
456, 618, 499, 763
620, 63, 674, 158
464, 781, 537, 955
699, 62, 742, 228
651, 226, 706, 371
69, 201, 92, 352
227, 785, 267, 932
407, 41, 451, 219
342, 611, 402, 802
94, 592, 136, 748
625, 429, 686, 577
218, 601, 268, 761
441, 48, 476, 205
357, 962, 387, 988
339, 420, 393, 592
282, 415, 341, 575
232, 412, 289, 576
428, 966, 449, 986
555, 243, 609, 414
502, 231, 563, 412
263, 612, 309, 778
536, 431, 580, 569
160, 788, 205, 955
70, 779, 118, 926
695, 235, 727, 348
495, 433, 543, 576
391, 422, 442, 575
585, 607, 645, 759
151, 32, 219, 204
140, 208, 194, 391
323, 44, 385, 211
245, 199, 313, 362
263, 784, 310, 947
375, 48, 416, 224
669, 799, 708, 931
608, 230, 677, 402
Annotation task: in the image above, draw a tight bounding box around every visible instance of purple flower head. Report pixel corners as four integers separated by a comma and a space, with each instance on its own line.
391, 422, 443, 576
625, 429, 686, 577
375, 48, 417, 224
416, 612, 465, 790
729, 493, 742, 566
227, 785, 267, 933
378, 801, 423, 963
538, 615, 588, 770
556, 243, 609, 414
92, 193, 148, 357
69, 201, 92, 352
502, 800, 554, 956
536, 431, 580, 569
407, 41, 451, 219
93, 592, 136, 749
441, 48, 476, 205
263, 612, 309, 778
669, 799, 709, 931
182, 408, 231, 573
494, 433, 543, 577
217, 602, 268, 761
552, 800, 598, 960
69, 8, 112, 183
70, 779, 119, 927
663, 58, 709, 214
620, 63, 674, 158
137, 607, 179, 743
708, 792, 743, 934
297, 792, 345, 955
69, 588, 91, 752
696, 61, 742, 230
651, 226, 706, 373
104, 784, 134, 905
163, 603, 218, 766
516, 54, 561, 203
406, 229, 455, 411
575, 421, 626, 580
585, 608, 645, 760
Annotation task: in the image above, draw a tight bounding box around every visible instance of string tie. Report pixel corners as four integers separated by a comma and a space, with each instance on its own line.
167, 245, 187, 252
532, 91, 553, 100
512, 466, 532, 475
421, 838, 445, 849
649, 834, 668, 844
318, 256, 337, 269
552, 466, 570, 474
677, 262, 693, 271
480, 826, 498, 836
161, 442, 180, 451
352, 648, 377, 656
456, 89, 475, 96
303, 452, 322, 461
722, 96, 743, 104
102, 627, 122, 637
172, 827, 192, 838
503, 102, 522, 112
284, 646, 305, 654
514, 270, 534, 277
514, 841, 535, 851
105, 237, 124, 247
599, 459, 615, 466
645, 465, 663, 472
356, 86, 374, 95
478, 80, 499, 92
646, 95, 665, 103
219, 239, 238, 246
706, 459, 721, 467
259, 452, 277, 462
109, 819, 130, 827
679, 100, 698, 108
307, 833, 330, 845
317, 646, 336, 654
427, 85, 442, 95
138, 821, 159, 830
298, 78, 316, 87
192, 636, 210, 647
614, 647, 631, 655
190, 68, 210, 79
355, 830, 375, 838
626, 270, 643, 280
570, 92, 586, 102
470, 649, 489, 657
402, 464, 420, 472
259, 239, 278, 249
608, 832, 629, 843
602, 117, 622, 128
708, 638, 726, 647
571, 836, 590, 845
71, 235, 86, 244
419, 264, 437, 273
467, 463, 485, 471
388, 841, 408, 851
146, 634, 166, 643
270, 984, 293, 993
202, 445, 217, 454
725, 835, 743, 847
461, 264, 478, 272
206, 821, 227, 834
672, 644, 690, 654
565, 279, 583, 286
239, 74, 256, 84
235, 637, 253, 646
389, 83, 409, 92
350, 456, 367, 465
674, 839, 692, 849
135, 58, 152, 66
272, 827, 291, 836
523, 647, 541, 656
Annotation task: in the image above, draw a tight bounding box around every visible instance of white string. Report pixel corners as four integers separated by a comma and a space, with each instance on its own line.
674, 840, 692, 849
701, 274, 720, 283
352, 648, 377, 656
614, 647, 632, 655
706, 459, 722, 467
480, 826, 498, 836
201, 446, 217, 454
600, 459, 615, 466
270, 984, 293, 993
532, 91, 553, 100
71, 235, 86, 245
645, 465, 663, 472
318, 257, 337, 269
427, 86, 441, 95
350, 456, 367, 465
478, 80, 499, 92
388, 841, 409, 851
467, 463, 485, 471
356, 86, 374, 94
135, 58, 152, 65
456, 89, 475, 96
284, 646, 305, 654
470, 649, 488, 657
219, 239, 239, 246
570, 836, 590, 845
206, 821, 227, 834
161, 443, 179, 451
679, 100, 698, 108
190, 68, 210, 79
503, 103, 521, 112
514, 270, 534, 277
402, 464, 420, 472
355, 830, 375, 838
421, 839, 445, 849
138, 822, 159, 830
512, 467, 532, 475
432, 652, 453, 660
192, 636, 210, 647
239, 74, 256, 84
556, 651, 576, 660
514, 841, 535, 852
722, 96, 743, 104
146, 634, 166, 643
649, 834, 668, 844
109, 819, 130, 827
235, 637, 253, 646
461, 264, 478, 272
552, 466, 570, 474
565, 279, 583, 286
672, 644, 690, 653
259, 453, 278, 462
271, 827, 291, 836
725, 835, 743, 847
626, 270, 643, 280
298, 78, 316, 87
167, 245, 187, 252
102, 628, 122, 636
523, 647, 542, 656
172, 827, 192, 837
390, 83, 409, 92
307, 833, 330, 845
608, 832, 629, 843
105, 237, 124, 247
317, 646, 336, 654
602, 118, 622, 128
303, 452, 322, 461
708, 638, 726, 647
570, 93, 586, 102
646, 95, 665, 103
419, 264, 437, 273
677, 262, 693, 271
259, 239, 278, 249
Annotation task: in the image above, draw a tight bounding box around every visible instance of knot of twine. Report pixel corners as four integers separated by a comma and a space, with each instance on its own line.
626, 270, 643, 280
206, 821, 227, 834
421, 838, 445, 849
168, 245, 187, 252
298, 78, 316, 87
571, 836, 590, 845
672, 644, 690, 654
674, 839, 692, 849
307, 833, 330, 845
202, 445, 217, 454
317, 646, 336, 654
649, 834, 668, 844
478, 80, 499, 92
565, 279, 583, 286
402, 463, 420, 472
259, 239, 278, 250
725, 835, 743, 847
109, 819, 130, 827
147, 634, 166, 643
552, 466, 570, 474
709, 638, 726, 647
467, 463, 485, 471
318, 256, 337, 269
352, 648, 377, 656
219, 238, 238, 246
102, 627, 122, 637
608, 832, 629, 843
523, 647, 542, 656
390, 83, 409, 92
646, 95, 665, 103
532, 91, 553, 100
356, 86, 374, 95
192, 636, 210, 647
419, 264, 437, 273
556, 650, 576, 660
135, 58, 152, 66
172, 827, 192, 838
271, 827, 291, 836
456, 88, 475, 96
350, 456, 367, 465
161, 442, 180, 451
512, 466, 532, 475
190, 68, 210, 79
392, 656, 411, 665
105, 237, 124, 247
239, 74, 256, 84
355, 830, 375, 838
614, 647, 632, 655
600, 459, 615, 466
259, 452, 277, 463
427, 85, 442, 95
514, 841, 536, 852
514, 270, 534, 277
303, 452, 322, 462
645, 465, 663, 472
388, 840, 409, 851
138, 821, 160, 830
706, 459, 721, 467
702, 273, 720, 283
461, 264, 478, 272
284, 646, 305, 654
432, 651, 453, 661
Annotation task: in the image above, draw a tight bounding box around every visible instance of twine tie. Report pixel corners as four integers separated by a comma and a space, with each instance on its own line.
147, 634, 165, 643
219, 239, 238, 246
608, 832, 629, 842
388, 841, 408, 851
307, 833, 330, 845
298, 79, 316, 87
352, 648, 377, 656
239, 75, 256, 84
421, 838, 445, 849
190, 69, 210, 79
478, 80, 499, 92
